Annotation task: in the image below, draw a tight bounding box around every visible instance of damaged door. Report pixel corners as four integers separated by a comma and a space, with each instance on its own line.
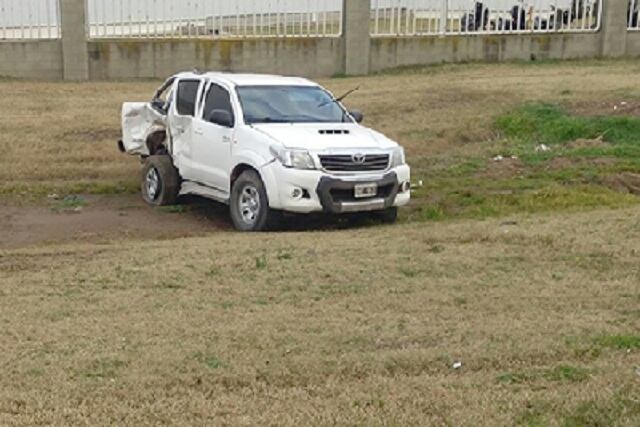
121, 103, 166, 155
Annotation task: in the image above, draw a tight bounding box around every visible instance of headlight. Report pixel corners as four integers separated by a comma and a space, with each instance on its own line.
270, 146, 317, 170
390, 147, 406, 168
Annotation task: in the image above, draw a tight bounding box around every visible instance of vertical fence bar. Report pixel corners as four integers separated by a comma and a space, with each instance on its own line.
55, 0, 61, 37
440, 0, 449, 36
323, 1, 328, 36
36, 0, 41, 39
46, 0, 52, 38
0, 0, 5, 39
282, 1, 287, 36
27, 0, 32, 39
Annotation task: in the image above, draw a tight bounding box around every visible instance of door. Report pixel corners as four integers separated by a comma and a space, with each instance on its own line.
168, 78, 203, 179
191, 82, 235, 192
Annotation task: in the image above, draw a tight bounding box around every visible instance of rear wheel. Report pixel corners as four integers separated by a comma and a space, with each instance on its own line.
141, 155, 179, 206
230, 170, 280, 232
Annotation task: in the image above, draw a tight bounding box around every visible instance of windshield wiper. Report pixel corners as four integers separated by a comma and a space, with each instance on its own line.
317, 86, 360, 108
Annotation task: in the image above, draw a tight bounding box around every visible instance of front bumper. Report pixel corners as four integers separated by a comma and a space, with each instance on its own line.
261, 163, 411, 214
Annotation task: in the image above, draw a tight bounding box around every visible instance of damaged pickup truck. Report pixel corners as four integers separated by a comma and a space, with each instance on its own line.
119, 72, 411, 231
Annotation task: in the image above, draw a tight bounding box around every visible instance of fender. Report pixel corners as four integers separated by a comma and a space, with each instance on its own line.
231, 149, 281, 209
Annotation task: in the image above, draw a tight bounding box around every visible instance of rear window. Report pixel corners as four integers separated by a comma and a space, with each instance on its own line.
176, 80, 200, 116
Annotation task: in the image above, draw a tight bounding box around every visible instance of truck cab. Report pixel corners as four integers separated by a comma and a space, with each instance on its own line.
120, 72, 411, 231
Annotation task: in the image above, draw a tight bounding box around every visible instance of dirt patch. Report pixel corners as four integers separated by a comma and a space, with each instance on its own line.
0, 195, 231, 250
566, 137, 610, 150
601, 173, 640, 196
565, 100, 640, 117
545, 156, 617, 171
477, 157, 524, 179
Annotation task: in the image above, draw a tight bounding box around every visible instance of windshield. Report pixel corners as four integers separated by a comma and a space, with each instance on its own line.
236, 85, 349, 124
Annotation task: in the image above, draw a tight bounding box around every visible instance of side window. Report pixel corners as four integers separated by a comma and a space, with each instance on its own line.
176, 80, 201, 117
203, 84, 235, 124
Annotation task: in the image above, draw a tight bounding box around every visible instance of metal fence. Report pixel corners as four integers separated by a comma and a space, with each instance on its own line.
87, 0, 343, 39
630, 0, 640, 30
0, 0, 61, 40
371, 0, 602, 36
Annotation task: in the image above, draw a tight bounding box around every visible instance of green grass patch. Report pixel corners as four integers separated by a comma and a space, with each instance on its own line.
194, 352, 225, 370
412, 103, 640, 222
0, 180, 139, 198
543, 365, 590, 383
82, 359, 127, 379
52, 195, 87, 212
495, 103, 640, 146
595, 334, 640, 350
496, 365, 589, 385
562, 395, 640, 427
158, 205, 189, 214
419, 183, 636, 222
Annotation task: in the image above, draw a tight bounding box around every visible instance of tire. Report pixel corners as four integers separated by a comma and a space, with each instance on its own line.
375, 207, 398, 224
141, 155, 180, 206
230, 170, 280, 232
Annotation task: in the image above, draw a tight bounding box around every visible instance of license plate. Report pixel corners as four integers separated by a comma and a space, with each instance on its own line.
354, 183, 378, 199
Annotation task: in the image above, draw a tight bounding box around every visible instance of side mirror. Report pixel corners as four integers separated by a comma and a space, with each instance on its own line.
151, 98, 166, 113
349, 110, 364, 123
207, 109, 234, 128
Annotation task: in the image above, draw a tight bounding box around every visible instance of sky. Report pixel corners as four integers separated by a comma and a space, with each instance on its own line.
0, 0, 586, 28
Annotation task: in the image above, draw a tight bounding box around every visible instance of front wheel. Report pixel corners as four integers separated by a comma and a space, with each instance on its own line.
230, 170, 280, 232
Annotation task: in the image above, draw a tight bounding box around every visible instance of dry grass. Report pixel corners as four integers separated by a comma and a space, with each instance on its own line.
2, 60, 640, 425
1, 207, 639, 425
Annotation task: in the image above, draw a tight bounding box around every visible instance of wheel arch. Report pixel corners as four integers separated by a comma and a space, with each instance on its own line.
145, 128, 168, 155
230, 163, 259, 185
230, 153, 281, 209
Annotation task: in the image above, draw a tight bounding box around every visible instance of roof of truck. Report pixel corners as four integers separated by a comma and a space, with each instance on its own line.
173, 71, 317, 87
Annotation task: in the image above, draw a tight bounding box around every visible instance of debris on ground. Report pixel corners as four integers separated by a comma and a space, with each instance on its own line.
613, 101, 628, 111
535, 144, 551, 152
492, 155, 518, 162
601, 173, 640, 196
453, 361, 462, 370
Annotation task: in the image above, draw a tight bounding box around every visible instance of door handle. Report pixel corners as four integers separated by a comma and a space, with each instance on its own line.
194, 128, 204, 136
222, 136, 232, 143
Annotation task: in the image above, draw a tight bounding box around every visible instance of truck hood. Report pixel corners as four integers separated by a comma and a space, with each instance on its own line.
250, 123, 398, 151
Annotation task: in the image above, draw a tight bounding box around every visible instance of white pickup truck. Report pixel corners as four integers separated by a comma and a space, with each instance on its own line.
119, 72, 411, 231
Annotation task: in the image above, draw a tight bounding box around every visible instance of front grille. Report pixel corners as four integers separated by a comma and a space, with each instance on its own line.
318, 154, 390, 172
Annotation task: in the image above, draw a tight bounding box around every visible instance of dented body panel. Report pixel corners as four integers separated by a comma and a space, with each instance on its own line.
121, 102, 167, 156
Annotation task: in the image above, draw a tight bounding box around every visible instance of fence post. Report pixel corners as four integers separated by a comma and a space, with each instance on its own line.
440, 0, 448, 35
601, 0, 628, 57
343, 0, 371, 75
60, 0, 89, 80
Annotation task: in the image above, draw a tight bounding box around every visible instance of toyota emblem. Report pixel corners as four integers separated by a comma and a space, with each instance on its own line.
352, 153, 366, 164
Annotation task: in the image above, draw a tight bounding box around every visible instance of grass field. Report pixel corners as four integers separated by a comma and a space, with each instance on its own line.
1, 59, 640, 425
